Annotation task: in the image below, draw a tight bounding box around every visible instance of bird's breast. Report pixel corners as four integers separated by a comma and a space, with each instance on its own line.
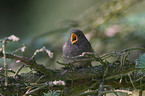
63, 38, 93, 57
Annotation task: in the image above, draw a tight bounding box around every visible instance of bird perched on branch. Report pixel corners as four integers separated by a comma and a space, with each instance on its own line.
63, 29, 94, 67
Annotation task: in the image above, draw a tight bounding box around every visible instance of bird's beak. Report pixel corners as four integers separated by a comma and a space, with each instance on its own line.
71, 32, 78, 44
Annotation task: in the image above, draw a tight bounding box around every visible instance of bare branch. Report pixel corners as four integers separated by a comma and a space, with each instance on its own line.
0, 52, 55, 76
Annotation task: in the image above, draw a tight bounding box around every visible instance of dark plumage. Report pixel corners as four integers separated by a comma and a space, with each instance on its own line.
63, 29, 94, 67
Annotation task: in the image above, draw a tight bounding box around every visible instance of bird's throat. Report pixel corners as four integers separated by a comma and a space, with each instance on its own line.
71, 33, 78, 44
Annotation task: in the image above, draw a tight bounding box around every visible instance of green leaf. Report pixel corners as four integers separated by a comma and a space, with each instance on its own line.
136, 54, 145, 69
43, 91, 61, 96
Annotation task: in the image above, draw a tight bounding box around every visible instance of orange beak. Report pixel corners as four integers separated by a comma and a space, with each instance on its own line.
71, 32, 78, 44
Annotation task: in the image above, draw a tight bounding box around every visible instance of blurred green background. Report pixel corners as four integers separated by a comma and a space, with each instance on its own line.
0, 0, 145, 69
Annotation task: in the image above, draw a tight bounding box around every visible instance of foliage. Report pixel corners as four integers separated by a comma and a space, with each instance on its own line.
43, 91, 61, 96
136, 54, 145, 69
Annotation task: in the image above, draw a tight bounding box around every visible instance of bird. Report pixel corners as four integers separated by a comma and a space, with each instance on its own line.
63, 29, 94, 67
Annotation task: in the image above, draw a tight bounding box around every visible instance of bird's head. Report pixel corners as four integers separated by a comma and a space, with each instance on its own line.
70, 29, 86, 44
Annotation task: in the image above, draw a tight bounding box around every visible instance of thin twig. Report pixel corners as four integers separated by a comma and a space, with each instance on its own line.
139, 78, 143, 96
121, 48, 145, 53
12, 44, 26, 54
104, 85, 119, 96
114, 90, 132, 95
0, 73, 5, 77
2, 41, 7, 86
26, 83, 49, 95
128, 73, 137, 90
24, 75, 45, 95
104, 70, 137, 80
14, 64, 25, 77
79, 89, 99, 96
30, 46, 53, 60
56, 61, 68, 66
7, 69, 15, 74
99, 85, 119, 96
99, 90, 133, 95
0, 68, 15, 74
100, 51, 119, 59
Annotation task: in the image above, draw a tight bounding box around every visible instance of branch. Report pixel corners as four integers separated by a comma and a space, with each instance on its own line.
0, 52, 55, 76
0, 50, 140, 95
0, 61, 138, 95
0, 50, 137, 81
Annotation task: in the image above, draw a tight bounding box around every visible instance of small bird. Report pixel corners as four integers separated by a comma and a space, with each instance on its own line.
63, 29, 94, 67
